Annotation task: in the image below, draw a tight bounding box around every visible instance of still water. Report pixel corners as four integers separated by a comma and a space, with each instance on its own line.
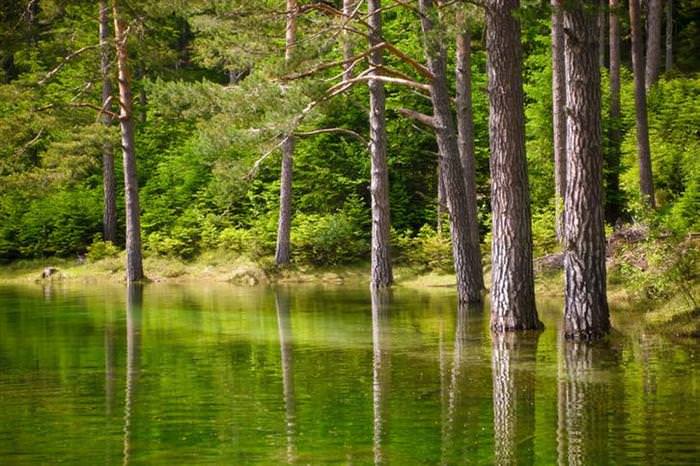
0, 283, 698, 464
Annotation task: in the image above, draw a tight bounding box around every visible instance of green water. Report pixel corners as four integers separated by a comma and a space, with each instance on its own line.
0, 284, 698, 465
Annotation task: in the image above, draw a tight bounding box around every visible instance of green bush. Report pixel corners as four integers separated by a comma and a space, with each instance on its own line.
394, 225, 454, 273
86, 237, 120, 262
290, 212, 368, 265
218, 227, 253, 254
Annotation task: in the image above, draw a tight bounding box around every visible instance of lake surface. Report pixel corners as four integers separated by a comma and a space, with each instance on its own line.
0, 283, 698, 464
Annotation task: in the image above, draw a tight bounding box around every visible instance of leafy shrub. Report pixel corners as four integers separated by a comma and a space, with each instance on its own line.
86, 237, 120, 262
218, 227, 253, 253
393, 225, 454, 273
290, 212, 368, 265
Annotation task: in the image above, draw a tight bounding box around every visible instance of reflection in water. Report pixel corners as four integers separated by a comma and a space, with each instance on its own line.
275, 289, 296, 463
123, 284, 143, 466
105, 304, 116, 416
371, 288, 391, 466
491, 332, 539, 466
556, 338, 613, 465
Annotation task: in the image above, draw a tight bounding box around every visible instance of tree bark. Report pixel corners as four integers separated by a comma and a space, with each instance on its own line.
112, 0, 143, 283
598, 0, 607, 68
629, 0, 656, 207
418, 0, 481, 303
275, 0, 298, 266
552, 0, 567, 243
342, 0, 357, 81
645, 0, 663, 88
563, 0, 610, 340
665, 0, 672, 72
99, 0, 117, 244
485, 0, 540, 328
607, 0, 623, 223
455, 10, 485, 291
368, 0, 393, 287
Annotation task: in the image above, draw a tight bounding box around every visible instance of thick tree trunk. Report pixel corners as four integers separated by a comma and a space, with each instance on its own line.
275, 290, 296, 462
368, 0, 393, 287
275, 0, 298, 266
563, 0, 610, 340
342, 0, 356, 81
485, 0, 540, 328
99, 0, 117, 244
645, 0, 663, 88
552, 0, 567, 243
455, 11, 485, 291
629, 0, 656, 207
418, 0, 481, 303
607, 0, 623, 223
112, 0, 143, 283
665, 0, 672, 72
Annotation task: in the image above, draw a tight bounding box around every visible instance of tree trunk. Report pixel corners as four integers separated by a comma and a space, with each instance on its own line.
598, 0, 607, 68
629, 0, 656, 207
418, 0, 481, 303
342, 0, 357, 81
607, 0, 623, 223
112, 0, 143, 283
455, 10, 485, 291
485, 0, 540, 328
99, 0, 117, 244
552, 0, 567, 243
665, 0, 672, 72
437, 164, 446, 236
368, 0, 393, 287
563, 0, 610, 340
645, 0, 663, 88
275, 0, 298, 266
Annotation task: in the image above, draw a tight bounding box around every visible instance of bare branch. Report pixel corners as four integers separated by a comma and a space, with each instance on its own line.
36, 102, 119, 119
382, 42, 434, 80
295, 127, 368, 146
13, 128, 45, 158
328, 71, 431, 93
38, 45, 100, 85
397, 108, 437, 128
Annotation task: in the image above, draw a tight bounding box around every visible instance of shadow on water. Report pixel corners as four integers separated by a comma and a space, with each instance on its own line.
275, 288, 296, 464
123, 284, 143, 466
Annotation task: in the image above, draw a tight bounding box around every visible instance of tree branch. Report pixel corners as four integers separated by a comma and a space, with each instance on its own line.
38, 44, 100, 85
295, 127, 368, 146
397, 108, 437, 128
36, 101, 119, 119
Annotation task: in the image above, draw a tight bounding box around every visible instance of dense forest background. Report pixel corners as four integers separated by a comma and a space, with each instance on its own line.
0, 0, 697, 267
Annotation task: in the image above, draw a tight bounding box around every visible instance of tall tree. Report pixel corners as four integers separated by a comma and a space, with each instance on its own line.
665, 0, 673, 72
607, 0, 623, 222
418, 0, 481, 303
368, 0, 393, 287
99, 0, 117, 244
645, 0, 663, 88
598, 0, 607, 68
275, 0, 298, 266
455, 9, 485, 291
552, 0, 567, 242
485, 0, 540, 328
112, 0, 144, 282
563, 0, 610, 340
629, 0, 656, 207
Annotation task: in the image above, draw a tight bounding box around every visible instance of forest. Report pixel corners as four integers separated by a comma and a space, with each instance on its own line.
0, 0, 698, 337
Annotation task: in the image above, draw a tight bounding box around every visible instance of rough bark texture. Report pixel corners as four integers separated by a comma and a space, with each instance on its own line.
665, 0, 672, 72
275, 290, 296, 462
552, 0, 567, 243
645, 0, 663, 88
563, 1, 610, 340
370, 288, 390, 465
419, 0, 481, 303
275, 0, 298, 266
100, 0, 117, 244
629, 0, 656, 207
368, 0, 393, 287
455, 11, 485, 291
607, 0, 623, 223
485, 0, 540, 329
491, 333, 539, 465
342, 0, 357, 81
113, 0, 143, 283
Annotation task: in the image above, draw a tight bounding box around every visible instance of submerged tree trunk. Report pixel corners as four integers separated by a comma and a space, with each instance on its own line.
368, 0, 393, 287
485, 0, 540, 328
563, 0, 610, 340
629, 0, 656, 207
112, 0, 143, 283
607, 0, 623, 223
455, 10, 485, 291
275, 0, 298, 266
665, 0, 673, 72
100, 0, 117, 244
645, 0, 663, 88
418, 0, 481, 303
552, 0, 567, 243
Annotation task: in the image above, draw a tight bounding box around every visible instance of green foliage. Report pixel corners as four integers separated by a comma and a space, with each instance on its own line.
86, 237, 120, 262
393, 225, 454, 273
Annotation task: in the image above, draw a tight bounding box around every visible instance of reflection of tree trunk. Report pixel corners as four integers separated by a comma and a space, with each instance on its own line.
123, 284, 143, 466
557, 338, 611, 465
275, 289, 296, 463
105, 307, 116, 416
491, 332, 539, 466
371, 288, 391, 465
